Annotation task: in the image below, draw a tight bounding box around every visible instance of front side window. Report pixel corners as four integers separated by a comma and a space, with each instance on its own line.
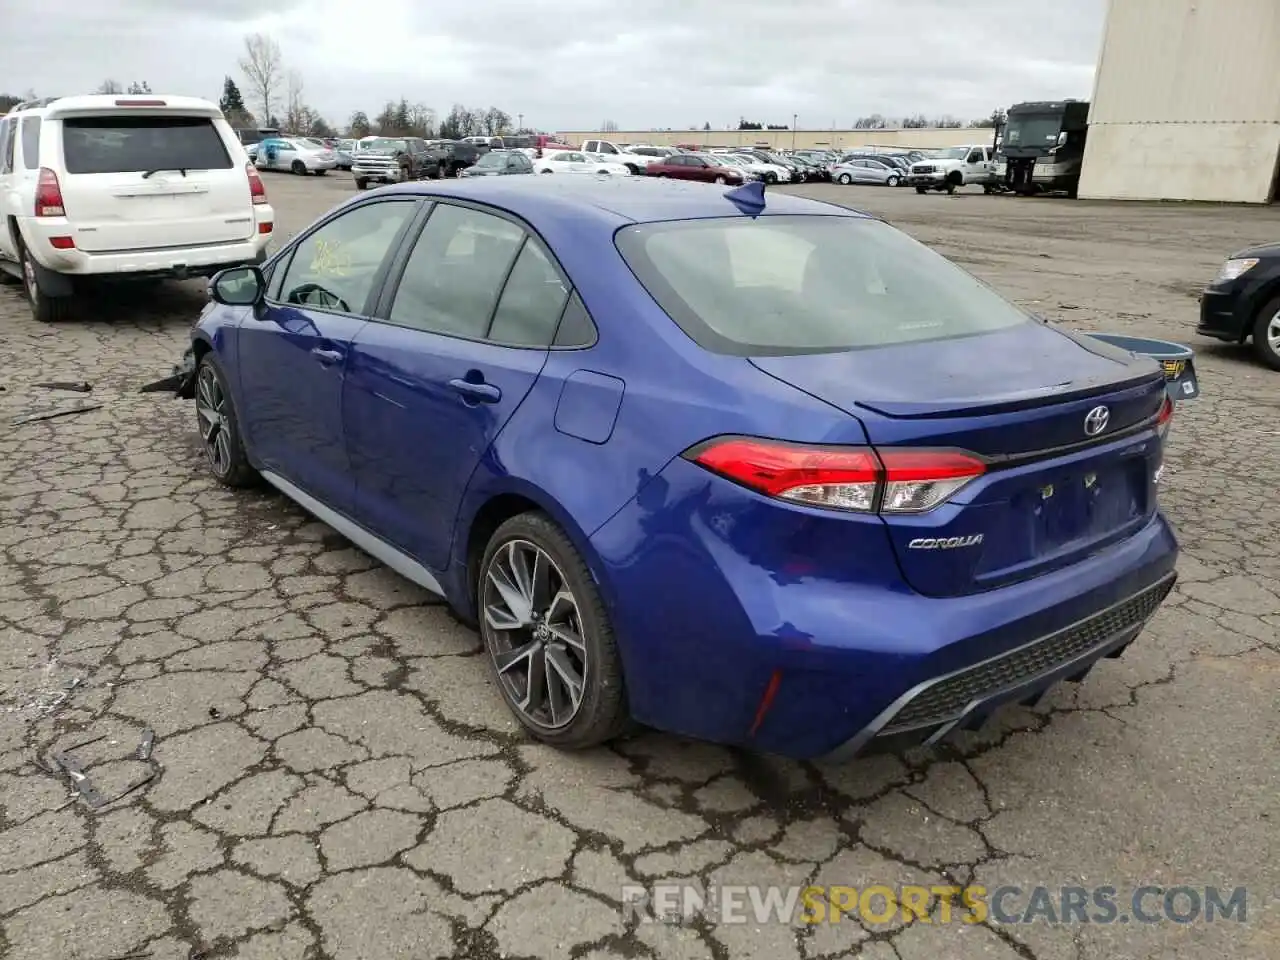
615, 215, 1030, 356
276, 200, 417, 314
60, 116, 230, 174
389, 204, 525, 338
20, 117, 41, 169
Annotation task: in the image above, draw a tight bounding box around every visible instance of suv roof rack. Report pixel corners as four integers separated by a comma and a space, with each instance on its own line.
12, 97, 62, 112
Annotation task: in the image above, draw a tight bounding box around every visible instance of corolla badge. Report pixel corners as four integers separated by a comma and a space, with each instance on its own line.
1083, 405, 1110, 436
907, 535, 984, 550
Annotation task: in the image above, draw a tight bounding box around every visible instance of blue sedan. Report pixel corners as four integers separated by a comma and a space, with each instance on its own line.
178, 176, 1178, 760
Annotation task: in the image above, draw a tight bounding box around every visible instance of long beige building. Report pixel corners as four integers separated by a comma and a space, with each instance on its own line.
553, 127, 986, 153
1080, 0, 1279, 203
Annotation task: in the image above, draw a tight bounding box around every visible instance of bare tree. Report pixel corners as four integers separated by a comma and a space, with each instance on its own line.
239, 33, 284, 128
284, 70, 307, 132
407, 103, 436, 138
96, 79, 123, 94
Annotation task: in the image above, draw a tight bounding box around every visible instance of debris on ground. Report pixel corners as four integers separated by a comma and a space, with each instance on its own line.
34, 380, 93, 392
11, 403, 104, 425
44, 728, 161, 809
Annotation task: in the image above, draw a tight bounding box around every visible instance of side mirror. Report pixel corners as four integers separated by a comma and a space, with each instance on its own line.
209, 265, 265, 306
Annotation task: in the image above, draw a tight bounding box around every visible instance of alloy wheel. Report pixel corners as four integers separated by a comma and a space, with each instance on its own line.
482, 539, 587, 730
195, 365, 233, 477
1268, 310, 1280, 354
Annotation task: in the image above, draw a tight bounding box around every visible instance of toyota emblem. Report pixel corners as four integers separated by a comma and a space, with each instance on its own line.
1083, 405, 1110, 436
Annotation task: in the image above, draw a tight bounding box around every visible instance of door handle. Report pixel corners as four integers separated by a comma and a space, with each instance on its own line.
448, 378, 501, 403
311, 347, 343, 366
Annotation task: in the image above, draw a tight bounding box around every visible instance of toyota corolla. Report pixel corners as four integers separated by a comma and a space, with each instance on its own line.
175, 177, 1178, 760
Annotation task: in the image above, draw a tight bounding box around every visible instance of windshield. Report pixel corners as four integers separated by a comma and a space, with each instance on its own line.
934, 147, 969, 160
615, 215, 1029, 356
1004, 114, 1063, 147
474, 152, 507, 167
365, 138, 406, 152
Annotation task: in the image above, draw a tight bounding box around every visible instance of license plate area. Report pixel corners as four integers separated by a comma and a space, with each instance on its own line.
1025, 460, 1147, 552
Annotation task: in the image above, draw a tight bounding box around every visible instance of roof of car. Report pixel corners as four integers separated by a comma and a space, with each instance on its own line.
375, 176, 870, 225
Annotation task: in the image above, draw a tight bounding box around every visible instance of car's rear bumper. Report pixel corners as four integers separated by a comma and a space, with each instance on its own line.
588, 458, 1180, 760
22, 216, 273, 277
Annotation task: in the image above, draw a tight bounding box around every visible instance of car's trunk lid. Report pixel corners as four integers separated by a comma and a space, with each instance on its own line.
751, 324, 1168, 597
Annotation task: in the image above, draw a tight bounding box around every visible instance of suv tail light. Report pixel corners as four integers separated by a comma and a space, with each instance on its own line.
246, 161, 267, 204
685, 438, 985, 514
34, 168, 66, 217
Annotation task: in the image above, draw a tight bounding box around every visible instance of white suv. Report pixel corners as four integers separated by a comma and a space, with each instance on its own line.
0, 94, 274, 322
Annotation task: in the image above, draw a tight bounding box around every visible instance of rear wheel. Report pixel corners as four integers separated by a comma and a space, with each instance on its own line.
355, 178, 369, 191
478, 512, 630, 748
291, 160, 307, 175
1252, 296, 1280, 371
886, 175, 900, 187
21, 244, 71, 323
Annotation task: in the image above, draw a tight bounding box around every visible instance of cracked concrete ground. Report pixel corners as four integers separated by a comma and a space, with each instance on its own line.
1, 173, 1277, 960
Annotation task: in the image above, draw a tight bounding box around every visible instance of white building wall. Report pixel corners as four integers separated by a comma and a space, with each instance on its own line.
1079, 0, 1280, 203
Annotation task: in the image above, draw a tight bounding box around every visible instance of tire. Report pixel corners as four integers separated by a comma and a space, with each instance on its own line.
1251, 295, 1280, 371
21, 244, 72, 323
625, 164, 640, 175
477, 512, 630, 749
291, 160, 307, 175
315, 169, 326, 176
432, 165, 443, 180
765, 172, 778, 184
946, 183, 957, 194
541, 170, 553, 174
194, 354, 257, 488
915, 186, 927, 194
355, 179, 369, 191
714, 176, 726, 184
837, 173, 852, 185
886, 175, 899, 187
983, 185, 993, 195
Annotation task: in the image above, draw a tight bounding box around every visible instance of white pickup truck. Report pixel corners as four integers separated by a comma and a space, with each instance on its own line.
579, 140, 658, 175
906, 144, 998, 194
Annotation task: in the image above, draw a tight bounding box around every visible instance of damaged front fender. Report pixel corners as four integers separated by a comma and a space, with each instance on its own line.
139, 344, 198, 398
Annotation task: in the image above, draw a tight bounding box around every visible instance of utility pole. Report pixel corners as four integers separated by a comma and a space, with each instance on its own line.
792, 114, 797, 150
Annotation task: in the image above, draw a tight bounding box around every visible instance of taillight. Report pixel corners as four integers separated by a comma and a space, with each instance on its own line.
1156, 394, 1173, 440
34, 168, 65, 217
685, 438, 985, 514
246, 162, 267, 204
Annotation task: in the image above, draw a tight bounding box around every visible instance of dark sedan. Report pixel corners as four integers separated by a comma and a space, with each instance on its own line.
458, 149, 534, 177
1199, 242, 1280, 370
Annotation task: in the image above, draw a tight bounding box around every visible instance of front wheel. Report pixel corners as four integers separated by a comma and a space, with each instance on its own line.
915, 186, 927, 194
355, 178, 369, 191
837, 173, 852, 185
1252, 296, 1280, 371
291, 160, 307, 175
765, 172, 778, 184
714, 175, 726, 184
478, 513, 630, 748
194, 355, 257, 488
886, 175, 900, 187
541, 169, 552, 174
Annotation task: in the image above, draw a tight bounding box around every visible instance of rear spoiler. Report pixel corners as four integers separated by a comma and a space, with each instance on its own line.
41, 96, 223, 121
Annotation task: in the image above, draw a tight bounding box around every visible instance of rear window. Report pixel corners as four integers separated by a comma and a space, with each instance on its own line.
60, 116, 232, 175
615, 215, 1030, 356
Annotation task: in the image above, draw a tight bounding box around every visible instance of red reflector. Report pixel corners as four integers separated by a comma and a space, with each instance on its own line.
748, 669, 783, 738
114, 99, 167, 107
1156, 394, 1173, 426
258, 222, 273, 233
49, 236, 75, 249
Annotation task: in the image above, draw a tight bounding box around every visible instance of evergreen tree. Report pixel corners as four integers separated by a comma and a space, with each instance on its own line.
220, 76, 247, 115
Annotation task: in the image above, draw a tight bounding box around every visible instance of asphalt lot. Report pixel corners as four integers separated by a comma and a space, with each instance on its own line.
1, 172, 1277, 960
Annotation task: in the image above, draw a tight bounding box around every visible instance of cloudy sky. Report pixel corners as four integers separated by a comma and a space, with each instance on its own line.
6, 0, 1107, 132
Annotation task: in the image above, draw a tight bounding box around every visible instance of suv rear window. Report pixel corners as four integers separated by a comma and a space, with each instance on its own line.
61, 116, 233, 175
615, 215, 1029, 356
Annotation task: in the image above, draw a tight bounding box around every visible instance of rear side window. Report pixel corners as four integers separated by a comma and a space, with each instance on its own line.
21, 117, 41, 169
60, 116, 232, 175
615, 215, 1030, 356
0, 119, 13, 173
487, 240, 569, 347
